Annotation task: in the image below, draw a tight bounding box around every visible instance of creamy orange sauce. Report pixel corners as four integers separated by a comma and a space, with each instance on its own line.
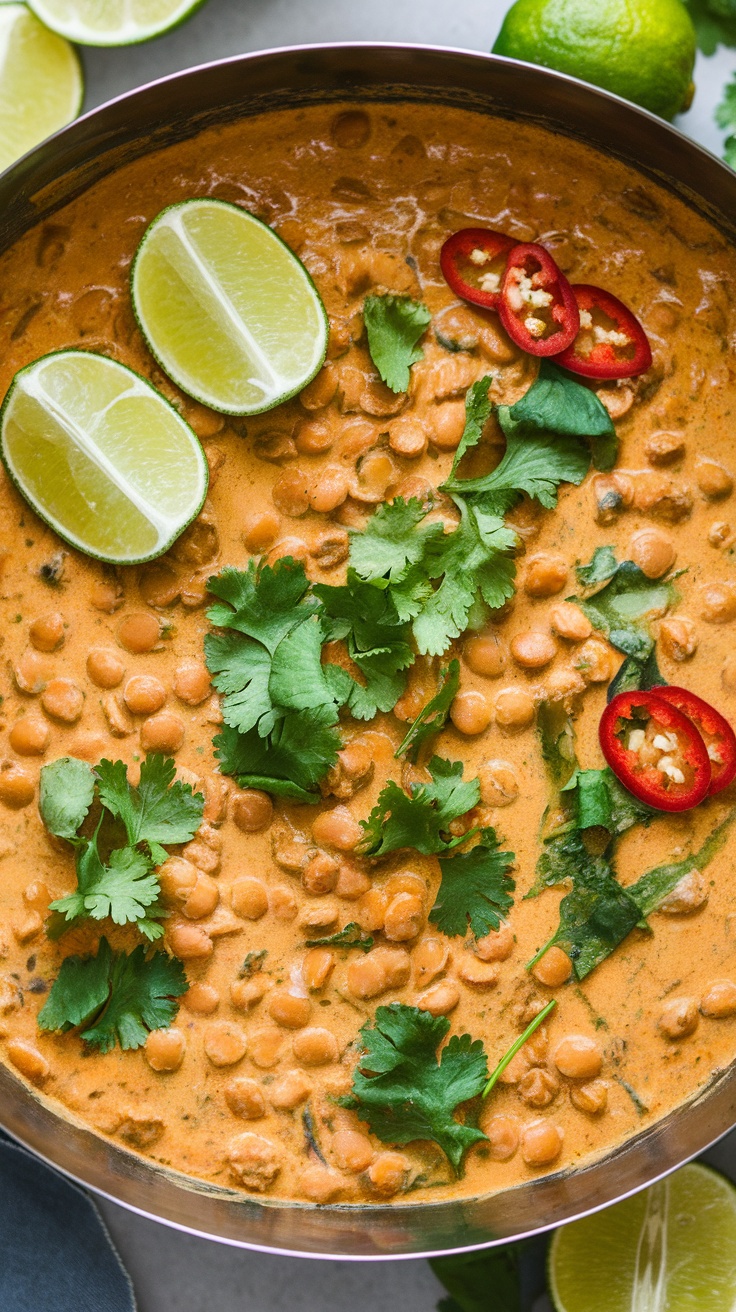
0, 101, 735, 1205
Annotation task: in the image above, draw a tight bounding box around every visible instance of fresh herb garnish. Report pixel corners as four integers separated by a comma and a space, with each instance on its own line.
348, 496, 443, 623
687, 0, 736, 56
346, 1002, 488, 1170
449, 375, 494, 474
214, 708, 342, 805
502, 360, 616, 470
484, 999, 557, 1096
40, 755, 203, 941
396, 660, 460, 762
313, 571, 413, 719
38, 937, 187, 1053
206, 558, 344, 801
444, 425, 591, 510
304, 923, 374, 952
363, 293, 431, 393
358, 757, 480, 857
430, 829, 515, 939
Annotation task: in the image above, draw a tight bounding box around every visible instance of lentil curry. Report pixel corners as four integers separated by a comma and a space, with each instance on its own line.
0, 101, 735, 1206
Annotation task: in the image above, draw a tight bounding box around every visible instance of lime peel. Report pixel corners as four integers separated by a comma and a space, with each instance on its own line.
27, 0, 207, 47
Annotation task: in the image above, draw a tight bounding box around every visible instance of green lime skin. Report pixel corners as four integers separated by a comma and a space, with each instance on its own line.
493, 0, 697, 121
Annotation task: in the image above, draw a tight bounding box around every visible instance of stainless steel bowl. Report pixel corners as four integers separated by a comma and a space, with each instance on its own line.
1, 42, 735, 1259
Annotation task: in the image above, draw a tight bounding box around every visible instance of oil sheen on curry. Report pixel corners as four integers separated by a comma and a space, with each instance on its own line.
0, 101, 735, 1207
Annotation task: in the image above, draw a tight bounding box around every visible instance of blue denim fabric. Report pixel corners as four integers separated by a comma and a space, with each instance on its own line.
0, 1129, 136, 1311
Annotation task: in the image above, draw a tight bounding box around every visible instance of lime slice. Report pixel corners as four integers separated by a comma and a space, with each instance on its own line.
0, 4, 82, 174
549, 1162, 736, 1312
0, 350, 208, 564
26, 0, 206, 46
130, 199, 329, 416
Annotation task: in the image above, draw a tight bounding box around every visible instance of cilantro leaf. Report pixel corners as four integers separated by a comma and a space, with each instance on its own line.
358, 757, 480, 857
348, 1003, 488, 1170
96, 754, 203, 865
38, 756, 96, 840
314, 572, 413, 719
38, 938, 187, 1053
430, 829, 515, 938
686, 0, 736, 53
716, 72, 736, 167
205, 558, 337, 736
49, 830, 163, 939
214, 707, 341, 804
349, 497, 443, 619
413, 500, 517, 656
364, 294, 431, 393
396, 660, 460, 762
571, 554, 677, 660
449, 375, 494, 476
445, 426, 590, 509
206, 557, 316, 650
304, 922, 374, 952
38, 936, 114, 1033
504, 361, 617, 471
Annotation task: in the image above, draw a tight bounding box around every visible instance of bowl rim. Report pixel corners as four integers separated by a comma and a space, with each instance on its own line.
1, 40, 734, 1258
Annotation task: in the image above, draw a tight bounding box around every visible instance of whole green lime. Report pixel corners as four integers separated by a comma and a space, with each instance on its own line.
493, 0, 696, 121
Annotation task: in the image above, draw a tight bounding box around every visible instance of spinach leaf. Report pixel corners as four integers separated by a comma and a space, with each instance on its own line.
550, 874, 644, 979
571, 554, 677, 660
538, 700, 578, 789
502, 360, 617, 470
607, 647, 667, 701
562, 766, 655, 835
630, 806, 736, 916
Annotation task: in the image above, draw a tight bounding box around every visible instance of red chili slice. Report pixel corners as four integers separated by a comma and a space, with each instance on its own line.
556, 285, 652, 380
651, 686, 736, 797
498, 242, 579, 357
599, 690, 711, 813
439, 228, 517, 310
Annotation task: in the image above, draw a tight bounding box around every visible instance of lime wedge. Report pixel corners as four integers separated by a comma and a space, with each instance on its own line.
130, 199, 329, 416
0, 350, 208, 564
26, 0, 205, 46
0, 4, 82, 173
549, 1163, 736, 1312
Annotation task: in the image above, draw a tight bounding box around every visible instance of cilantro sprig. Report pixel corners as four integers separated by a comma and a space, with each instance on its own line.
363, 294, 431, 393
358, 757, 480, 857
396, 660, 460, 762
38, 937, 187, 1053
347, 1002, 488, 1170
430, 829, 515, 939
40, 755, 203, 941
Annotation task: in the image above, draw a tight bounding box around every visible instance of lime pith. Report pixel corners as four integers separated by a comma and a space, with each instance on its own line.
548, 1163, 736, 1312
0, 350, 208, 565
26, 0, 207, 47
130, 199, 329, 416
0, 4, 82, 175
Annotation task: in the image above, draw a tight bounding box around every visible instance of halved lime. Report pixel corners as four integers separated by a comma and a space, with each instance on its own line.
549, 1162, 736, 1312
0, 350, 208, 564
130, 199, 329, 416
26, 0, 206, 47
0, 4, 82, 174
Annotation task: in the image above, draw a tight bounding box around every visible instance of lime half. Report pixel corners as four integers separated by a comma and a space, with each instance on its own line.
549, 1163, 736, 1312
131, 199, 329, 416
0, 4, 82, 174
26, 0, 206, 46
0, 350, 208, 564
